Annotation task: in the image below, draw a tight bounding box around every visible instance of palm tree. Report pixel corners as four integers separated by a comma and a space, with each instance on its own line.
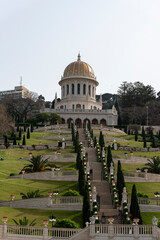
24, 155, 50, 172
20, 189, 43, 199
12, 216, 36, 226
145, 156, 160, 174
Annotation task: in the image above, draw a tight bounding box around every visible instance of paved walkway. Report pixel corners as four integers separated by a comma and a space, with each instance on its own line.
78, 129, 120, 223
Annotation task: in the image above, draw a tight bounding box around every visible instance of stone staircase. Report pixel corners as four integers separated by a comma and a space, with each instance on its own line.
78, 128, 121, 223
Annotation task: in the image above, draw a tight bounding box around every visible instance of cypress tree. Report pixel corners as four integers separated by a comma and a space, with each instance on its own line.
143, 135, 147, 148
24, 125, 26, 132
78, 160, 85, 195
87, 121, 91, 131
27, 128, 30, 139
17, 124, 19, 132
31, 124, 33, 133
76, 145, 81, 170
135, 129, 138, 141
4, 135, 9, 149
107, 145, 112, 170
13, 134, 17, 145
99, 131, 104, 150
130, 184, 142, 224
19, 128, 22, 139
116, 160, 125, 204
150, 130, 153, 140
75, 131, 79, 153
152, 137, 156, 148
82, 182, 91, 227
158, 130, 160, 140
142, 127, 145, 140
94, 136, 97, 147
128, 129, 130, 135
22, 135, 26, 145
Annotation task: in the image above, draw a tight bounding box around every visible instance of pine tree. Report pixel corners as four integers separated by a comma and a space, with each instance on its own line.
107, 145, 112, 170
22, 135, 26, 145
13, 134, 17, 145
116, 161, 125, 204
27, 128, 30, 139
135, 129, 138, 141
130, 184, 143, 224
82, 182, 91, 227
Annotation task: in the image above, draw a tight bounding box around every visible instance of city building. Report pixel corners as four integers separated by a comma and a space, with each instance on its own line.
0, 86, 31, 100
44, 54, 118, 127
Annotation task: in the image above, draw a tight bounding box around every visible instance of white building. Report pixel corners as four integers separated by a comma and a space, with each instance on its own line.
45, 54, 118, 127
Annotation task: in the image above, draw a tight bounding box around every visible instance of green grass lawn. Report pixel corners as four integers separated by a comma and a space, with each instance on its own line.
141, 212, 160, 225
114, 163, 145, 172
0, 179, 78, 201
126, 182, 160, 198
0, 148, 78, 201
0, 207, 82, 227
112, 150, 160, 158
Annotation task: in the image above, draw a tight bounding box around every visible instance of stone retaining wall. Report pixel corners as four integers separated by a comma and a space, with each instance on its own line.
118, 146, 160, 152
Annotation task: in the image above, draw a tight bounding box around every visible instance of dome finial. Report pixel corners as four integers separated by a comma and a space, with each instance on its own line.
77, 52, 81, 61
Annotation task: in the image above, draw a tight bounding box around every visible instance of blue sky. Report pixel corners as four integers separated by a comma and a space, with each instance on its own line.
0, 0, 160, 100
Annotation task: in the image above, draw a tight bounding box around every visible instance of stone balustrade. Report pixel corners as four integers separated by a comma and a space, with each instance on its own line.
0, 223, 159, 240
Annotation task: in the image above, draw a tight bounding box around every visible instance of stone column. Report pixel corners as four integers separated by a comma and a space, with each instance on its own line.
43, 226, 48, 240
110, 163, 114, 175
133, 225, 139, 239
92, 186, 97, 203
113, 140, 117, 150
89, 216, 95, 236
108, 224, 114, 239
3, 223, 7, 239
121, 187, 128, 207
152, 216, 158, 239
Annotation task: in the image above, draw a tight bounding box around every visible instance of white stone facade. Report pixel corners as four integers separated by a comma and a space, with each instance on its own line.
52, 54, 118, 126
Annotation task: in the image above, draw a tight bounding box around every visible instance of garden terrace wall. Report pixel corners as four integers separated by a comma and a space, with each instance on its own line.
118, 146, 160, 152
0, 196, 83, 211
9, 171, 78, 181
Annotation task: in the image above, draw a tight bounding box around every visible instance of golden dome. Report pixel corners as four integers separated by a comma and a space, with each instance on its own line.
63, 54, 95, 79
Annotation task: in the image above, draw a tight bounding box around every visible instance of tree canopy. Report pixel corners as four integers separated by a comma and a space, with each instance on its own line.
117, 81, 156, 108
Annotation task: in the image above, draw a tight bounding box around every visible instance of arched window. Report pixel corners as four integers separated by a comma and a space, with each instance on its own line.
72, 84, 74, 95
83, 84, 86, 95
83, 104, 85, 109
63, 86, 65, 97
89, 85, 91, 96
67, 85, 69, 95
77, 83, 80, 94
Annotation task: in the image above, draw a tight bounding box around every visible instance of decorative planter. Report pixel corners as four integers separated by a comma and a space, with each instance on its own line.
108, 217, 114, 224
48, 191, 53, 197
43, 219, 49, 227
10, 194, 15, 201
2, 217, 8, 223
